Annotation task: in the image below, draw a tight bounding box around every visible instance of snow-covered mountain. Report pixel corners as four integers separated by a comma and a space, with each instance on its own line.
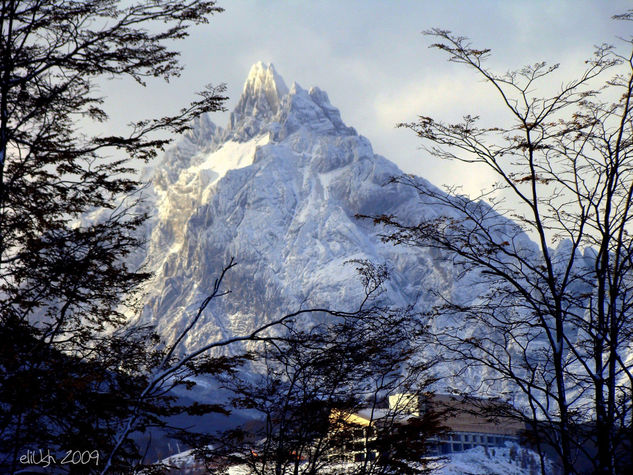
138, 61, 472, 354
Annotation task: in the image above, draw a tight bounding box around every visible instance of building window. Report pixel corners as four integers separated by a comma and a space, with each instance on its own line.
351, 442, 364, 452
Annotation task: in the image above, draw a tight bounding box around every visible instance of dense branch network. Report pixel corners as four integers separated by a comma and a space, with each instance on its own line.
365, 18, 633, 475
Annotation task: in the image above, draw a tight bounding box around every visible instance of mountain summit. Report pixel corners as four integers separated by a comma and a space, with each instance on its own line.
231, 62, 288, 121
140, 63, 461, 354
226, 62, 356, 142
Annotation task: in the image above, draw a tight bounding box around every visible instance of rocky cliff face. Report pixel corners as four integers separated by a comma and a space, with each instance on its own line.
136, 62, 468, 354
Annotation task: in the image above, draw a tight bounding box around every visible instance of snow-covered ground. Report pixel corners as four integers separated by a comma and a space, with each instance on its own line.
433, 444, 547, 475
159, 443, 548, 474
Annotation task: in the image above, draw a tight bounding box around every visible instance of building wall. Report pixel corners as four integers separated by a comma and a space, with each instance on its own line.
429, 431, 519, 455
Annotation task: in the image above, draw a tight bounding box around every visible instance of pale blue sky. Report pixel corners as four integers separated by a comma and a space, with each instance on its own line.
100, 0, 633, 195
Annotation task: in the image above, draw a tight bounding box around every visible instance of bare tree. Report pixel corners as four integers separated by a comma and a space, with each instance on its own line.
202, 263, 441, 475
365, 13, 633, 475
100, 261, 402, 474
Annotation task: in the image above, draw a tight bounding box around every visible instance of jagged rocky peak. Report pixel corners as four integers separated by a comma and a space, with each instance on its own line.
141, 57, 515, 367
228, 62, 356, 141
184, 113, 218, 147
231, 62, 288, 121
280, 82, 355, 137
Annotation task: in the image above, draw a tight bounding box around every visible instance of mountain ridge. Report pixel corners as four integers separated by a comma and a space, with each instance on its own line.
137, 63, 523, 379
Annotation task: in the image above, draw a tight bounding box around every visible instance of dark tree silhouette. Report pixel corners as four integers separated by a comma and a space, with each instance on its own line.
0, 1, 229, 473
